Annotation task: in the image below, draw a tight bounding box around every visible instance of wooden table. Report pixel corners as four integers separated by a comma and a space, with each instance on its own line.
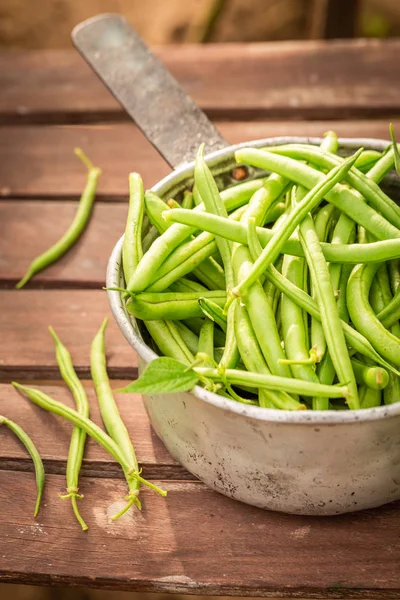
1, 39, 400, 599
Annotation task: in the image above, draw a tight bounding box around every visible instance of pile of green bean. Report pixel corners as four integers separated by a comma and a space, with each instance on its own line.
120, 130, 400, 411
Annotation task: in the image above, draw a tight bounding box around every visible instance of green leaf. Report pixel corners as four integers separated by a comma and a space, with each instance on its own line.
117, 357, 199, 394
389, 123, 400, 175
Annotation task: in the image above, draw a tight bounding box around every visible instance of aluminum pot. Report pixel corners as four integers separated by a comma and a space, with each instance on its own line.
107, 136, 400, 516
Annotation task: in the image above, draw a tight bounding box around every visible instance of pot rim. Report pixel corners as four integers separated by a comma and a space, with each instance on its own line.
107, 135, 400, 425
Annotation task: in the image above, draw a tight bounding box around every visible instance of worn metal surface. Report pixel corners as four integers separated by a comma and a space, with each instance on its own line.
107, 136, 400, 516
72, 14, 228, 169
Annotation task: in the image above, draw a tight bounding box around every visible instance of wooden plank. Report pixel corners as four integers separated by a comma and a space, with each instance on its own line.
0, 383, 185, 480
1, 471, 400, 596
0, 201, 127, 287
0, 120, 397, 199
1, 41, 400, 124
0, 291, 138, 379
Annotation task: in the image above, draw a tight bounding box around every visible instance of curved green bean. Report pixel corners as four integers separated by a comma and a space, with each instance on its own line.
347, 263, 400, 368
123, 173, 145, 284
91, 318, 140, 515
128, 290, 226, 321
49, 327, 89, 531
16, 149, 101, 289
0, 415, 44, 517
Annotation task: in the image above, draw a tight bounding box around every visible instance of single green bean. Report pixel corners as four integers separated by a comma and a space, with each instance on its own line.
235, 148, 400, 241
195, 145, 239, 371
376, 286, 400, 329
165, 208, 400, 264
49, 327, 89, 531
122, 173, 145, 283
176, 321, 200, 355
0, 415, 44, 517
128, 290, 226, 321
351, 357, 389, 390
144, 191, 171, 234
294, 187, 359, 409
280, 251, 324, 409
16, 149, 101, 289
91, 318, 141, 514
198, 297, 227, 332
194, 367, 347, 400
182, 190, 194, 210
228, 149, 362, 302
197, 318, 214, 362
360, 386, 382, 409
347, 263, 400, 368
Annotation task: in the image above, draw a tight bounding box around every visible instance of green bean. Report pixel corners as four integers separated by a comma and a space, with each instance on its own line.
364, 147, 394, 182
353, 150, 383, 173
228, 149, 362, 303
167, 198, 181, 209
197, 318, 214, 362
198, 297, 227, 332
13, 383, 166, 519
234, 303, 303, 410
293, 187, 359, 409
127, 177, 266, 294
165, 208, 400, 264
144, 320, 194, 365
49, 327, 89, 531
321, 130, 339, 154
389, 259, 400, 294
182, 190, 194, 210
195, 145, 239, 371
122, 173, 145, 284
311, 202, 336, 364
183, 316, 226, 347
264, 144, 400, 229
262, 256, 283, 314
314, 204, 336, 242
0, 415, 44, 517
376, 286, 400, 329
351, 357, 389, 390
280, 252, 323, 409
265, 201, 286, 224
384, 373, 400, 405
128, 290, 226, 321
144, 191, 171, 234
142, 226, 159, 253
91, 318, 141, 515
235, 148, 400, 241
169, 277, 208, 293
233, 244, 291, 378
347, 263, 400, 368
16, 149, 101, 289
264, 262, 399, 376
194, 367, 347, 400
176, 321, 199, 355
360, 386, 382, 409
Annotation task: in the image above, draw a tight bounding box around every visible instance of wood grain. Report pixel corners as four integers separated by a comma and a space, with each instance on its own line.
1, 470, 400, 597
0, 121, 397, 199
0, 382, 186, 479
1, 41, 400, 124
0, 291, 138, 379
0, 201, 126, 287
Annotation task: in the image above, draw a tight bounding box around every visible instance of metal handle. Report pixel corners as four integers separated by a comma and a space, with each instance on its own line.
72, 14, 228, 169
